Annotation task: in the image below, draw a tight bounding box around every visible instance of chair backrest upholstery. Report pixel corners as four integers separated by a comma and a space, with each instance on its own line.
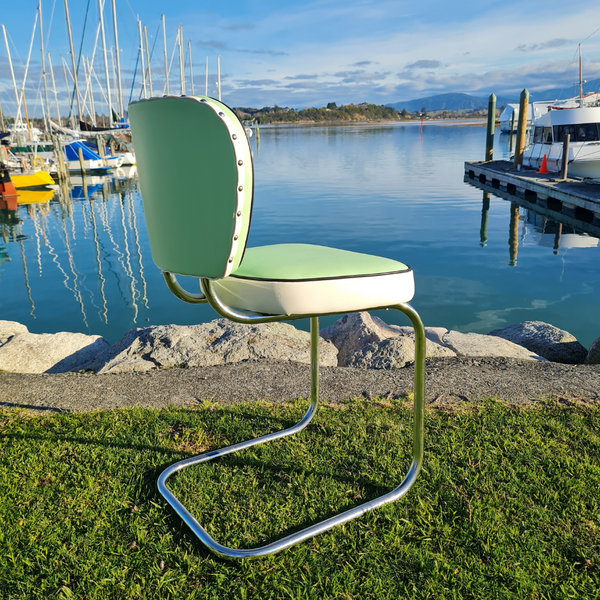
129, 95, 253, 279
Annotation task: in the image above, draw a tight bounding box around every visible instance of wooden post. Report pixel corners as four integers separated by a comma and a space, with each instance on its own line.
560, 133, 570, 180
485, 94, 496, 161
97, 135, 107, 167
77, 146, 86, 173
513, 89, 529, 169
59, 137, 71, 185
52, 136, 63, 182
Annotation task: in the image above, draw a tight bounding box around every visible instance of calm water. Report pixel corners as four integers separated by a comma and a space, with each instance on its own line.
1, 122, 599, 347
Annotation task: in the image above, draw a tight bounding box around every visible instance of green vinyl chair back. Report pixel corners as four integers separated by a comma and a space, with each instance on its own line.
129, 96, 253, 278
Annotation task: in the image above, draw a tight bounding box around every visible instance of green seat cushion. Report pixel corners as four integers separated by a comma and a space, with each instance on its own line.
233, 244, 410, 282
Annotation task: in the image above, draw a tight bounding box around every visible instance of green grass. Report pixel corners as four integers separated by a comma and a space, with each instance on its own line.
1, 398, 599, 599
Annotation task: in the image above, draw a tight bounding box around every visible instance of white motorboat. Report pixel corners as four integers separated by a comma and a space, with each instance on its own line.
499, 99, 580, 133
522, 102, 600, 178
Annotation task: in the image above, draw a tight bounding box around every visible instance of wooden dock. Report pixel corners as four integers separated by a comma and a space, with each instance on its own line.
464, 160, 600, 228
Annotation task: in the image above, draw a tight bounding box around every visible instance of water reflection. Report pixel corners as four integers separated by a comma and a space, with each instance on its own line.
1, 123, 599, 346
0, 167, 153, 342
467, 168, 600, 265
480, 192, 490, 246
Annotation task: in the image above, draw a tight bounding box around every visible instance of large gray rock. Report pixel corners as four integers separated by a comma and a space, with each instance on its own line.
349, 335, 455, 369
320, 312, 455, 367
443, 330, 547, 362
585, 337, 600, 364
0, 331, 110, 374
489, 321, 587, 364
83, 320, 338, 374
0, 321, 28, 347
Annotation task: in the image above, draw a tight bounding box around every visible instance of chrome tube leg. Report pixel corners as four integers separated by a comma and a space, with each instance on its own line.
311, 316, 319, 411
393, 303, 426, 484
157, 306, 425, 559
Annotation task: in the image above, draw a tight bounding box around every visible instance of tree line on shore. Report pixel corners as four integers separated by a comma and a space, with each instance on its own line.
234, 102, 493, 124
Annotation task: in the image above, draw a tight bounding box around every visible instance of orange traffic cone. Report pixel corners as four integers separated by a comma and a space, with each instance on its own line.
538, 154, 549, 174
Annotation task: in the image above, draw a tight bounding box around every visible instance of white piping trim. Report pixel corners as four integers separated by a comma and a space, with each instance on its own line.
196, 97, 247, 277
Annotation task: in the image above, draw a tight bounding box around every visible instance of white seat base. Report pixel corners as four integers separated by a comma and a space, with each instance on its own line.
213, 270, 415, 316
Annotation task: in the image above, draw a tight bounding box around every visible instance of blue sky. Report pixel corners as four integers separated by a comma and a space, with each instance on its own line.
1, 0, 600, 117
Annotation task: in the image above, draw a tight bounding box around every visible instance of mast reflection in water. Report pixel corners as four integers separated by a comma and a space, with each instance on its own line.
1, 124, 600, 346
1, 167, 212, 343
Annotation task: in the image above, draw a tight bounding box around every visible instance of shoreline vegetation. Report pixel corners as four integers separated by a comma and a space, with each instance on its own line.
4, 102, 491, 132
234, 101, 493, 125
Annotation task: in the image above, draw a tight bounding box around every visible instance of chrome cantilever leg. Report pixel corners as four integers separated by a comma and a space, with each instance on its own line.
157, 305, 425, 559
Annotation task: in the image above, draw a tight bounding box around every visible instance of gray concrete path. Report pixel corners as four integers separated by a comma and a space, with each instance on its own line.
1, 357, 599, 413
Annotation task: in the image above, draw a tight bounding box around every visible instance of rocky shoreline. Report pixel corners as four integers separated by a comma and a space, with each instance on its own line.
1, 314, 599, 413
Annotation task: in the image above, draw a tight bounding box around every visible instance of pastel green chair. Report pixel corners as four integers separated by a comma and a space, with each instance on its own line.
129, 95, 425, 559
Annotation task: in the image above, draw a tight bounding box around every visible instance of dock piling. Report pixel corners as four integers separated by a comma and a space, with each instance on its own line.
513, 89, 529, 169
485, 94, 496, 161
77, 147, 85, 174
560, 134, 570, 180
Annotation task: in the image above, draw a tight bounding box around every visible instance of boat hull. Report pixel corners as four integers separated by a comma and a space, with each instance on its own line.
11, 170, 55, 189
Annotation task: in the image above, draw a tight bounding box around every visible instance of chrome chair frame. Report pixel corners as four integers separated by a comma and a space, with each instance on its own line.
157, 273, 425, 559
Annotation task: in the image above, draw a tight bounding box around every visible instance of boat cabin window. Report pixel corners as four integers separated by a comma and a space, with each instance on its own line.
553, 123, 600, 143
542, 127, 552, 143
576, 123, 600, 142
533, 126, 553, 144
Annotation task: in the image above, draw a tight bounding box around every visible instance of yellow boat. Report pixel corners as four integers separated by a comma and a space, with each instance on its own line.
16, 189, 56, 205
11, 170, 55, 189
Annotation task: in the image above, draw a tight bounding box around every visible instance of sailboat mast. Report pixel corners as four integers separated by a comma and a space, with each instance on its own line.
19, 13, 39, 126
111, 0, 123, 117
217, 55, 221, 101
1, 25, 20, 125
47, 53, 62, 127
188, 40, 194, 95
579, 44, 583, 107
61, 54, 70, 101
162, 15, 169, 95
178, 25, 185, 95
138, 20, 147, 99
64, 0, 82, 128
98, 0, 113, 127
87, 57, 97, 125
205, 55, 208, 96
39, 0, 52, 135
144, 25, 153, 97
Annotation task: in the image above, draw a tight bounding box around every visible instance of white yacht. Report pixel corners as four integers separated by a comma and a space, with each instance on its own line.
522, 98, 600, 179
499, 99, 580, 133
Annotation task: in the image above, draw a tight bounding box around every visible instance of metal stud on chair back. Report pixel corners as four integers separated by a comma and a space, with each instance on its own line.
129, 95, 426, 559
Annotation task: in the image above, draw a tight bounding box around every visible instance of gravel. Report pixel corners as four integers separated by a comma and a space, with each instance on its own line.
1, 356, 600, 413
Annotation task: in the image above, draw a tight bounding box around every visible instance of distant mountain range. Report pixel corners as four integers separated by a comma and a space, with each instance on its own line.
527, 78, 600, 101
387, 79, 600, 112
386, 93, 517, 113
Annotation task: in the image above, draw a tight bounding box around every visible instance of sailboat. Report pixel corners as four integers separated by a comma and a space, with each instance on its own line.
63, 140, 123, 173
